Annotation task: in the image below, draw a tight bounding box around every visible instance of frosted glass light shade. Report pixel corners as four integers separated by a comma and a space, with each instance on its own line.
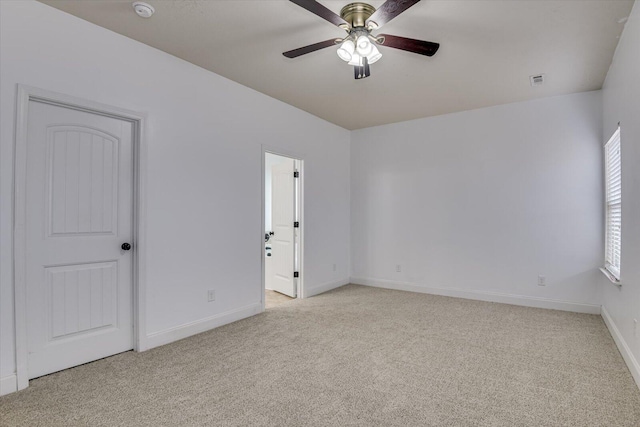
337, 40, 355, 62
348, 52, 363, 66
367, 45, 382, 64
356, 35, 373, 56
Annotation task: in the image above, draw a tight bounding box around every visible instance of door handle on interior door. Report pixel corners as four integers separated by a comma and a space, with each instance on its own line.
121, 243, 132, 251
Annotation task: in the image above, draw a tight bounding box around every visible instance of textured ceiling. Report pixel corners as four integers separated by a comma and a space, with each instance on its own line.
39, 0, 634, 130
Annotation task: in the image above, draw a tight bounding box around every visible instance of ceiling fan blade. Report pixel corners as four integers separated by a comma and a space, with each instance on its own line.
377, 34, 439, 56
367, 0, 421, 28
289, 0, 349, 28
283, 39, 339, 58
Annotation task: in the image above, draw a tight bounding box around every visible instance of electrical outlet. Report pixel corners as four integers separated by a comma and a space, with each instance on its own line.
396, 264, 401, 273
538, 275, 546, 286
333, 263, 337, 272
207, 290, 215, 302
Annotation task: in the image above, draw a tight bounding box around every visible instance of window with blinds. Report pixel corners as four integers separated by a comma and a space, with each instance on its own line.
604, 127, 621, 280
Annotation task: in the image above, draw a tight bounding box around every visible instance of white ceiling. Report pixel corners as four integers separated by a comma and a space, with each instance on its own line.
39, 0, 633, 130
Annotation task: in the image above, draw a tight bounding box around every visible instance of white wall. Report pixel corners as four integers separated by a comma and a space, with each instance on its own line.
601, 0, 640, 388
351, 91, 603, 312
0, 0, 350, 392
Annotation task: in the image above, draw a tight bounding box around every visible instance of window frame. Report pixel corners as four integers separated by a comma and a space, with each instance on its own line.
603, 127, 622, 282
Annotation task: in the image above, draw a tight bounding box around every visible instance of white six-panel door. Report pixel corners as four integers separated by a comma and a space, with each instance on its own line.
25, 101, 134, 379
270, 159, 296, 297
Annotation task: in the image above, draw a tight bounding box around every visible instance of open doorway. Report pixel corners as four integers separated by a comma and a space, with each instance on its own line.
263, 152, 302, 309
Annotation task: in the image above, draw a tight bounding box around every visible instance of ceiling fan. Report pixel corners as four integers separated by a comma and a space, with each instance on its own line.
283, 0, 439, 79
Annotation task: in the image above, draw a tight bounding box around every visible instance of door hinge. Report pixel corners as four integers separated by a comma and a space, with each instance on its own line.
294, 271, 299, 278
294, 171, 299, 178
294, 221, 299, 228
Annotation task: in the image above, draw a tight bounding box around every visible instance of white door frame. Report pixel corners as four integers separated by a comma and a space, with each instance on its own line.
13, 85, 148, 390
261, 146, 304, 310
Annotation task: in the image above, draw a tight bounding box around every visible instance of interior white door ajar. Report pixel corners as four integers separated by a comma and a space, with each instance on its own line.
270, 159, 296, 297
25, 100, 134, 379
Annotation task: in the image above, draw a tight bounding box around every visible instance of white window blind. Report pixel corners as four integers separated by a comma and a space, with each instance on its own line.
604, 128, 621, 280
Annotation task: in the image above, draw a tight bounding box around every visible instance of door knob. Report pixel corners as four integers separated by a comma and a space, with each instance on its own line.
121, 243, 132, 251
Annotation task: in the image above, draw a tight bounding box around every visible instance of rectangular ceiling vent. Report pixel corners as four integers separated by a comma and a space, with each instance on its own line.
530, 74, 545, 87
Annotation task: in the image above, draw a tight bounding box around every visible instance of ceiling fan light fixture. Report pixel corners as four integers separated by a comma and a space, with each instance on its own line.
356, 35, 373, 56
367, 44, 382, 64
348, 52, 363, 66
337, 39, 355, 62
283, 0, 440, 80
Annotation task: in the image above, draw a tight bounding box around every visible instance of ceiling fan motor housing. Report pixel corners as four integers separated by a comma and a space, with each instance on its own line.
340, 3, 376, 28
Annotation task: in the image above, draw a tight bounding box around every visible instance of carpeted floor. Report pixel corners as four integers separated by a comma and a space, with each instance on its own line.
265, 289, 294, 309
1, 284, 639, 426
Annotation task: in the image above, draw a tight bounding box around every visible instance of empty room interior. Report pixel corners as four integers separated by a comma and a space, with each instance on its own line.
1, 0, 640, 425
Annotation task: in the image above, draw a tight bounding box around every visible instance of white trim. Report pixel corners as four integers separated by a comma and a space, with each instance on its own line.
14, 86, 29, 391
0, 375, 18, 396
145, 303, 262, 350
12, 85, 148, 389
261, 146, 305, 309
261, 150, 265, 312
603, 126, 622, 280
305, 278, 349, 298
350, 277, 601, 314
601, 306, 640, 391
599, 267, 621, 285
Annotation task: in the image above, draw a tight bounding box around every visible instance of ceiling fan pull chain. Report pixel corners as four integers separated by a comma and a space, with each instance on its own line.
354, 57, 371, 80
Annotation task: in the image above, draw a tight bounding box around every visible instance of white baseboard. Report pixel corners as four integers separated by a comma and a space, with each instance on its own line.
601, 306, 640, 391
304, 278, 349, 298
350, 277, 601, 315
1, 374, 17, 396
145, 303, 262, 350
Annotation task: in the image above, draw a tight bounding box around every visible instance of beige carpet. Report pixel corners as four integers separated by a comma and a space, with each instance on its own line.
1, 284, 639, 426
265, 289, 294, 309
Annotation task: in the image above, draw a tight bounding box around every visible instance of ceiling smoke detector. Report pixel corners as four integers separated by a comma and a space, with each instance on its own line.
132, 2, 155, 18
529, 74, 545, 87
